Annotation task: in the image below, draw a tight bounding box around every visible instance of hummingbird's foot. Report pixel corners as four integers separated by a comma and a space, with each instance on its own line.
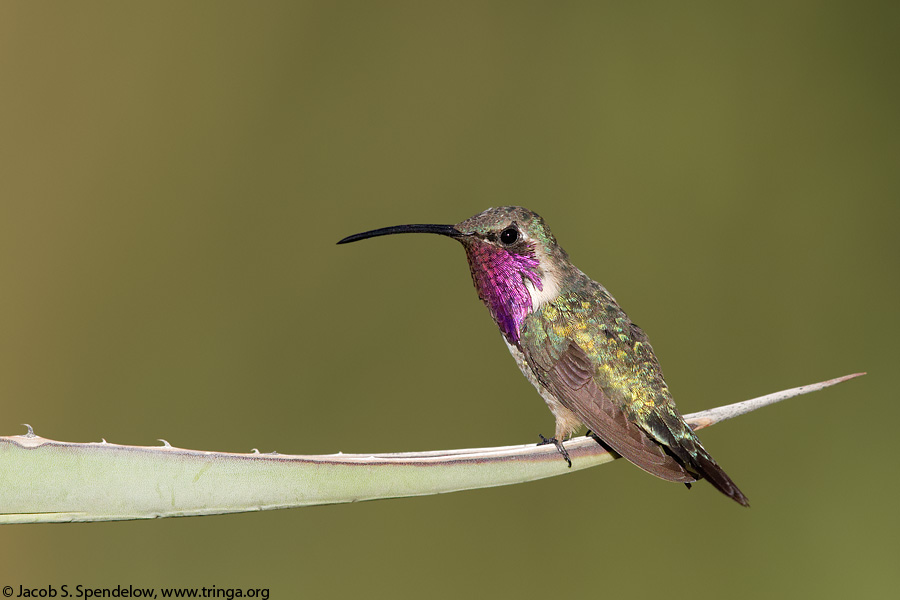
538, 434, 572, 468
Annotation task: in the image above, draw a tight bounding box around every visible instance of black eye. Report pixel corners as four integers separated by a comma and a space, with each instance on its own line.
500, 227, 519, 245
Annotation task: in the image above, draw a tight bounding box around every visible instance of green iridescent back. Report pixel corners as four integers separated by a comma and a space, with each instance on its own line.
519, 279, 706, 466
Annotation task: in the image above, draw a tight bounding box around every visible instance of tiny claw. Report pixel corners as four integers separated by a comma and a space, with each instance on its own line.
537, 434, 572, 468
22, 424, 35, 438
158, 439, 172, 448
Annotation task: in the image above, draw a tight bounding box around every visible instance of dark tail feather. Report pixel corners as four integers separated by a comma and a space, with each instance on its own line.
693, 451, 750, 507
644, 410, 750, 506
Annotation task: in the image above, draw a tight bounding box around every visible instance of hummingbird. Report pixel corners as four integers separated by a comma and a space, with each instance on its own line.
338, 206, 749, 506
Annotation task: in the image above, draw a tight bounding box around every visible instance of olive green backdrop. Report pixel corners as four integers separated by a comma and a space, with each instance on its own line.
1, 1, 897, 598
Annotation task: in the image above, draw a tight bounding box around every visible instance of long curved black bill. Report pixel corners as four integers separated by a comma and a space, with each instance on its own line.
337, 223, 462, 244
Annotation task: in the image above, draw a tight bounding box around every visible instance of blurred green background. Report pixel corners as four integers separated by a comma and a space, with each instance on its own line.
1, 1, 897, 597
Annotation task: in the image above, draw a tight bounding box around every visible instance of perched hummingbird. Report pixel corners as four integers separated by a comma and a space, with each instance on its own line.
338, 206, 749, 506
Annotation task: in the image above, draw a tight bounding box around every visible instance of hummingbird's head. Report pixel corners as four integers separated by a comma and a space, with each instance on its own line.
451, 207, 566, 343
337, 206, 565, 345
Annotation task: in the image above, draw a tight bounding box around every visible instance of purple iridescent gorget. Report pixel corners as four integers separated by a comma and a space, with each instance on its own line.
463, 240, 542, 345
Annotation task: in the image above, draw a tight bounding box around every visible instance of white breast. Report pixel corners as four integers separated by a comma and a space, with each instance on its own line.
524, 268, 560, 310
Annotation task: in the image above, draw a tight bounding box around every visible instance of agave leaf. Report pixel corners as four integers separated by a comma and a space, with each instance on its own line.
0, 373, 863, 524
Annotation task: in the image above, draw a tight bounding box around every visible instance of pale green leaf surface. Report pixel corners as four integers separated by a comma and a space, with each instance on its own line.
0, 373, 863, 524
